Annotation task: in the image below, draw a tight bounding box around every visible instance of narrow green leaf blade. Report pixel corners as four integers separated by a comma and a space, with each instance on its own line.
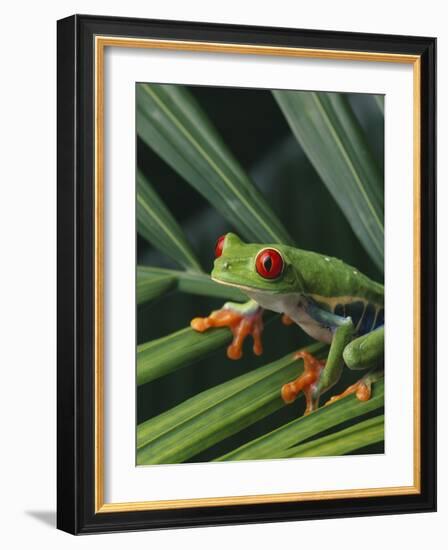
273, 90, 384, 270
137, 269, 176, 305
137, 327, 232, 386
137, 170, 202, 271
277, 415, 384, 458
137, 343, 325, 464
137, 311, 277, 385
137, 265, 246, 303
137, 84, 294, 245
374, 95, 385, 116
217, 377, 384, 461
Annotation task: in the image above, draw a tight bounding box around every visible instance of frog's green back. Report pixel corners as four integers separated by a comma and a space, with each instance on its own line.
286, 246, 384, 307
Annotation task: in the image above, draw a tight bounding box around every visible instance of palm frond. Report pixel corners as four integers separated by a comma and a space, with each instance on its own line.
137, 265, 245, 305
275, 415, 384, 458
137, 327, 233, 386
137, 84, 294, 245
137, 269, 176, 305
137, 344, 325, 464
374, 95, 385, 115
273, 90, 384, 270
217, 377, 384, 461
137, 170, 202, 271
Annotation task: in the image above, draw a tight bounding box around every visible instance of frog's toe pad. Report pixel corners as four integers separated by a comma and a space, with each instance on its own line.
281, 383, 298, 404
190, 317, 211, 332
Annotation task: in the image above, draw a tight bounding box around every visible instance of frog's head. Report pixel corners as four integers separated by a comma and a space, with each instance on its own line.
211, 233, 304, 294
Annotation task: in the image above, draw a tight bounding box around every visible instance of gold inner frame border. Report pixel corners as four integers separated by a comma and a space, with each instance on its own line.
94, 35, 421, 513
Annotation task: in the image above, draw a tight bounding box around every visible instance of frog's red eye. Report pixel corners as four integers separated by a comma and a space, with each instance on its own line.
215, 235, 226, 258
255, 248, 284, 279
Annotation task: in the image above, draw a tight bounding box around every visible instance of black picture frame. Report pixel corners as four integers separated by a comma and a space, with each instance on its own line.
57, 14, 436, 535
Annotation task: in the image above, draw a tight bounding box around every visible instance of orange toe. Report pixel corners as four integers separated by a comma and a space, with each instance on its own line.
191, 307, 264, 360
190, 317, 210, 332
324, 378, 372, 407
281, 351, 326, 414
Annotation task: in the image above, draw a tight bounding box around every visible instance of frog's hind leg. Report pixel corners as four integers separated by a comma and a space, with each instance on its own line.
325, 326, 384, 406
191, 299, 263, 360
282, 314, 355, 415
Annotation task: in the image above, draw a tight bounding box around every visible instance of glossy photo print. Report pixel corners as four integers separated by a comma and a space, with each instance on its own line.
136, 84, 385, 466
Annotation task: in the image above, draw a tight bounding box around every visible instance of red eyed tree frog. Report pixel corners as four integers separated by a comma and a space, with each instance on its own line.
191, 233, 384, 414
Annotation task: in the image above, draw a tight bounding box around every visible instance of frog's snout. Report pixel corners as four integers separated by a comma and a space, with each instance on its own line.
214, 256, 231, 271
211, 257, 232, 281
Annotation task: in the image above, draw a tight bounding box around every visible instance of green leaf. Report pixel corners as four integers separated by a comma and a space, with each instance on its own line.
374, 95, 385, 116
137, 343, 325, 464
217, 376, 384, 461
137, 327, 233, 386
273, 90, 384, 270
138, 265, 246, 303
137, 170, 202, 271
137, 84, 294, 245
137, 311, 277, 385
137, 269, 176, 305
276, 415, 384, 458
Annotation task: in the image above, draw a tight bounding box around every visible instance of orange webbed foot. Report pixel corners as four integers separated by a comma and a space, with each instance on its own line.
281, 351, 326, 415
324, 377, 372, 407
191, 303, 263, 360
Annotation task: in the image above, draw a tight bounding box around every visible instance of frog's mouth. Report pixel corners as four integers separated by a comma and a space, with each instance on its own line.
211, 275, 279, 294
211, 275, 253, 292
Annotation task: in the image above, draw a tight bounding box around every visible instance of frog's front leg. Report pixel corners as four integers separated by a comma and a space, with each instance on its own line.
282, 315, 355, 414
191, 299, 263, 360
325, 326, 384, 406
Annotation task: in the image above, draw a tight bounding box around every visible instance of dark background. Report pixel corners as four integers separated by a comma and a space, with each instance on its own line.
136, 85, 384, 462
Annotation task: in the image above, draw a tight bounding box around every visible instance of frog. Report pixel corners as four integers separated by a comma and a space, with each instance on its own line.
191, 233, 384, 414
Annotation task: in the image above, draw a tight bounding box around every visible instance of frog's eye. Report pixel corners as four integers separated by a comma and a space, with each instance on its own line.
255, 248, 284, 279
214, 235, 226, 258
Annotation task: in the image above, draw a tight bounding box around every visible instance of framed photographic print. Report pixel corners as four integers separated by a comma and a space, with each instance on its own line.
57, 14, 436, 534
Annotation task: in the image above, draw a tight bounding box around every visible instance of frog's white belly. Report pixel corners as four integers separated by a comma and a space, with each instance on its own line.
244, 290, 333, 344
